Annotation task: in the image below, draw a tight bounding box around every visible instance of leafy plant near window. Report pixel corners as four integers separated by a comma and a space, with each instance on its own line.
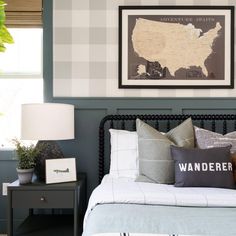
0, 0, 14, 52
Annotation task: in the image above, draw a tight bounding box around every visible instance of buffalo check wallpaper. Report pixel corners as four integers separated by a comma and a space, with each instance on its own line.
53, 0, 236, 97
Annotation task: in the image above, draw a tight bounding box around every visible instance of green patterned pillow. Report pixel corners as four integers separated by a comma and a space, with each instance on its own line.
136, 118, 194, 184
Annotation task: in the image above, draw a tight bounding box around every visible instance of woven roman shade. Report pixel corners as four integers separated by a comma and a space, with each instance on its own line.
5, 0, 43, 27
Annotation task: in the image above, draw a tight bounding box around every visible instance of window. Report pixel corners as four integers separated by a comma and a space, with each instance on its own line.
0, 28, 42, 77
0, 28, 43, 149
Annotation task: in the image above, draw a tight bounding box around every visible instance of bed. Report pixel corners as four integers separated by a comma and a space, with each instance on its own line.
83, 114, 236, 236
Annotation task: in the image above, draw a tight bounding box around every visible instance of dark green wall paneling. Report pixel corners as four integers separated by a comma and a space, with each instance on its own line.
0, 160, 18, 232
0, 0, 236, 233
43, 0, 53, 103
50, 100, 236, 196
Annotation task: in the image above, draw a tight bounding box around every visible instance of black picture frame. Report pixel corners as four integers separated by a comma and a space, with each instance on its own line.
118, 5, 234, 89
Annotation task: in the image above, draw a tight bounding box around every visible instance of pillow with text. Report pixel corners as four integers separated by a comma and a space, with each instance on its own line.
171, 145, 235, 189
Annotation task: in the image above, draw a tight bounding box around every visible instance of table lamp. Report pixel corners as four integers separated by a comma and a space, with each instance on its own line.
21, 103, 75, 180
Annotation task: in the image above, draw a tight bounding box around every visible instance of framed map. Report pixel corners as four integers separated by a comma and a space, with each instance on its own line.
119, 6, 234, 89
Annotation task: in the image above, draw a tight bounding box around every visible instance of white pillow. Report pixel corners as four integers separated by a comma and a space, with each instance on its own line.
109, 129, 139, 178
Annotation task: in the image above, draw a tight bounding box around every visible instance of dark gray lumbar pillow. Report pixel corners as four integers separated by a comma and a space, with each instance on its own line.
171, 145, 235, 189
136, 118, 194, 184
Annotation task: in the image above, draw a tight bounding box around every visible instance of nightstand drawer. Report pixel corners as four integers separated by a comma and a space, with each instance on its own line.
12, 190, 74, 208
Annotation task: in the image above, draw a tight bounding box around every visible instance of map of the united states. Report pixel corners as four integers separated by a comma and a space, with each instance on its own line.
132, 18, 222, 77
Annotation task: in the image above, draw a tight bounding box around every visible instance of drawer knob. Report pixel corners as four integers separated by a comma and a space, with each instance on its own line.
40, 197, 46, 202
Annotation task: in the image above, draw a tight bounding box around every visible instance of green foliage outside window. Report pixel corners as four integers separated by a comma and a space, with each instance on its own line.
0, 0, 14, 52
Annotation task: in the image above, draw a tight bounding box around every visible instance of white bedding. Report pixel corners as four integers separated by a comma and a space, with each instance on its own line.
84, 175, 236, 227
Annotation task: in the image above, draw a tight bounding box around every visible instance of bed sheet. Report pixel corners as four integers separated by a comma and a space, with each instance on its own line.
83, 175, 236, 236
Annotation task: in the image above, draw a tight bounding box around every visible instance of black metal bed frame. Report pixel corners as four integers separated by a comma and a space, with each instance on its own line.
98, 114, 236, 183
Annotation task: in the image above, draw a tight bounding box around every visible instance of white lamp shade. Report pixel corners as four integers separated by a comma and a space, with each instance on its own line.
21, 103, 75, 140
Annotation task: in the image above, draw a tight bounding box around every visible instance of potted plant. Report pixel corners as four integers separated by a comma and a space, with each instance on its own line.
0, 0, 14, 52
13, 139, 39, 184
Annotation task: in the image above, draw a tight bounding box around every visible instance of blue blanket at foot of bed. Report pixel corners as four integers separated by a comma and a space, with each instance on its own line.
83, 204, 236, 236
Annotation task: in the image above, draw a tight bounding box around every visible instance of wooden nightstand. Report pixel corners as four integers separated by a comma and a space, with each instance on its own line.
7, 173, 86, 236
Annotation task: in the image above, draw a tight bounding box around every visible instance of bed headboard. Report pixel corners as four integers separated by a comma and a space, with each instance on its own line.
98, 114, 236, 183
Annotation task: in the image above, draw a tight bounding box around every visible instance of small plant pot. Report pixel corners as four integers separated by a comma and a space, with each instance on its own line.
16, 168, 34, 185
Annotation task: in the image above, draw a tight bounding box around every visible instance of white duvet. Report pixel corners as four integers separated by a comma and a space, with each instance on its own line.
84, 175, 236, 226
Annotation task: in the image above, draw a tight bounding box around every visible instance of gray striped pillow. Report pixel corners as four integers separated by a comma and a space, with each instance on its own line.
136, 118, 194, 184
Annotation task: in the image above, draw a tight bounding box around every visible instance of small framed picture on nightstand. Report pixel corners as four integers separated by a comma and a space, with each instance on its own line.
46, 158, 77, 184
